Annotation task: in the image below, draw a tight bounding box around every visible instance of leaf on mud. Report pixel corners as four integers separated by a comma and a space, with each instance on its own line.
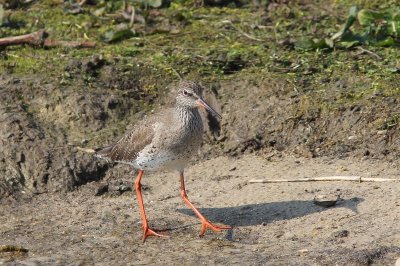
331, 6, 358, 41
387, 67, 400, 73
357, 9, 386, 26
389, 21, 400, 36
340, 40, 359, 48
324, 38, 334, 48
375, 37, 395, 47
386, 13, 400, 36
295, 37, 330, 51
0, 4, 4, 26
102, 24, 136, 43
144, 0, 163, 8
337, 31, 363, 48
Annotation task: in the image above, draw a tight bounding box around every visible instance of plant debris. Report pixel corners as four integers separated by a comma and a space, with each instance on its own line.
0, 245, 29, 253
102, 23, 136, 43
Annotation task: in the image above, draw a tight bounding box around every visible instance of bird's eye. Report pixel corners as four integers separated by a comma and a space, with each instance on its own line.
183, 90, 191, 96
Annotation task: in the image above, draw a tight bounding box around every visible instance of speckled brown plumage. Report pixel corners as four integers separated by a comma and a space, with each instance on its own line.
95, 80, 205, 171
95, 118, 155, 163
94, 80, 231, 241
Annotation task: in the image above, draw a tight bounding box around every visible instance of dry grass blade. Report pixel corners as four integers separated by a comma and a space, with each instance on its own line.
76, 147, 96, 153
248, 176, 398, 183
222, 20, 264, 42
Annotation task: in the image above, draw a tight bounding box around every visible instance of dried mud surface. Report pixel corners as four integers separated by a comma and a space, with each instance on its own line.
1, 155, 400, 265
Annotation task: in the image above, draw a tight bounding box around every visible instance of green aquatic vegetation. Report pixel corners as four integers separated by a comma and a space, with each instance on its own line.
297, 5, 400, 50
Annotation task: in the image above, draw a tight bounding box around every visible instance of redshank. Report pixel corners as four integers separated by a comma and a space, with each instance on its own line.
95, 80, 232, 241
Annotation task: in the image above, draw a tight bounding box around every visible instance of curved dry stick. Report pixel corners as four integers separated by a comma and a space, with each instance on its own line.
248, 176, 398, 183
0, 30, 96, 48
0, 30, 46, 47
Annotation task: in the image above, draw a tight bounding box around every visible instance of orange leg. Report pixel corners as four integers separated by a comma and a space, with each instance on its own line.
134, 170, 168, 241
180, 171, 232, 237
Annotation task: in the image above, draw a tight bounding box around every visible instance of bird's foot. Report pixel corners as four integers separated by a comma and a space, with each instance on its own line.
199, 219, 232, 237
142, 227, 169, 242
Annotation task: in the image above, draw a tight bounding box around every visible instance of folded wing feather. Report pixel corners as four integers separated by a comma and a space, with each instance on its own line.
95, 120, 155, 163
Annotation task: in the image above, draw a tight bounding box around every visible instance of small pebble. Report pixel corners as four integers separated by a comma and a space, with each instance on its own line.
313, 194, 340, 208
298, 249, 308, 255
330, 229, 349, 239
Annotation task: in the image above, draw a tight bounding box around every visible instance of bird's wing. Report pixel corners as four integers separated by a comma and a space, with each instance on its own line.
95, 118, 156, 163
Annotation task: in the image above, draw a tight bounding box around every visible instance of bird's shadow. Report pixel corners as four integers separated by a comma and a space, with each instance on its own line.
176, 197, 363, 227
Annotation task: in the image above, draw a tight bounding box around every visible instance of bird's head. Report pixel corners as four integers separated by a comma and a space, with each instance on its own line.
176, 80, 221, 119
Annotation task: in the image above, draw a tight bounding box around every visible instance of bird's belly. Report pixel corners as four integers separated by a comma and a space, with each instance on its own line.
133, 150, 190, 171
133, 131, 202, 171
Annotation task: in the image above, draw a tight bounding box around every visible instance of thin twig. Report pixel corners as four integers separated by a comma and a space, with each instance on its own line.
129, 6, 135, 28
356, 47, 382, 60
0, 30, 46, 47
248, 176, 398, 184
170, 66, 182, 80
222, 20, 264, 42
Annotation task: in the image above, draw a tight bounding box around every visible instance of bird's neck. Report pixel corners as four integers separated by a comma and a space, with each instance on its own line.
175, 105, 202, 129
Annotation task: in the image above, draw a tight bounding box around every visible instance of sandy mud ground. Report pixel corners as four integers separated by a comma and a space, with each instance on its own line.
1, 155, 399, 265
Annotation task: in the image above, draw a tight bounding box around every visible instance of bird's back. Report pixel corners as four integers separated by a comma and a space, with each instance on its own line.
95, 112, 161, 164
95, 107, 204, 171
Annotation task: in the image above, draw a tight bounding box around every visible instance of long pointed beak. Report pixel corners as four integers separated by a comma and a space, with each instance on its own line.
196, 98, 222, 119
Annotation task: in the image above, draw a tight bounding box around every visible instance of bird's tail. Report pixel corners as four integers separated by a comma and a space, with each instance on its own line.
94, 144, 114, 159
